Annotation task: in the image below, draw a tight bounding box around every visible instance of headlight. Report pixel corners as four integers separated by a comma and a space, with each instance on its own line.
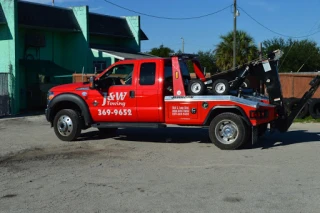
47, 91, 54, 105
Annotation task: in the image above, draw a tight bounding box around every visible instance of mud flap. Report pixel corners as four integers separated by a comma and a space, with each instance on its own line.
251, 126, 258, 145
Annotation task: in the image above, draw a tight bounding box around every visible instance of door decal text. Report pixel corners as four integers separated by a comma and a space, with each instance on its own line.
101, 92, 127, 107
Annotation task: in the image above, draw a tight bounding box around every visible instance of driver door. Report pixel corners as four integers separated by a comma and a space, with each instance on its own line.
87, 63, 137, 123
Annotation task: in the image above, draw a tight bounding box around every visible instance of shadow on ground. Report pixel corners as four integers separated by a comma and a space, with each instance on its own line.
253, 129, 320, 149
78, 127, 320, 149
78, 127, 211, 144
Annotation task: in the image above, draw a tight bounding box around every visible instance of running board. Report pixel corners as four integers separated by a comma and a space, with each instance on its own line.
92, 122, 167, 129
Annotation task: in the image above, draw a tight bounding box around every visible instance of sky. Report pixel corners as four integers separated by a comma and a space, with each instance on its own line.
23, 0, 320, 53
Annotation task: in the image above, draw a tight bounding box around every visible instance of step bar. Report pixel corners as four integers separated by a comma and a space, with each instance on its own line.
92, 122, 167, 129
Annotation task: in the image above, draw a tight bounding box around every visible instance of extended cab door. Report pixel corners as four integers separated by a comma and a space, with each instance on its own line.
87, 62, 137, 122
135, 60, 161, 122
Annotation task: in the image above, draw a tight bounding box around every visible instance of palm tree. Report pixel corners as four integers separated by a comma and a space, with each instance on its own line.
215, 30, 258, 71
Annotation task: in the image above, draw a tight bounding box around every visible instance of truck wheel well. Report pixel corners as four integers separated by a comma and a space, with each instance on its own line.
51, 101, 82, 122
204, 107, 251, 126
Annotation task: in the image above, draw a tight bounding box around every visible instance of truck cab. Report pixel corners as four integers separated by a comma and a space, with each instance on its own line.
45, 53, 320, 150
85, 57, 191, 124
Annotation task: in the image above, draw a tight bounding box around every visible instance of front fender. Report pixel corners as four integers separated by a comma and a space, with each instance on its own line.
47, 93, 93, 126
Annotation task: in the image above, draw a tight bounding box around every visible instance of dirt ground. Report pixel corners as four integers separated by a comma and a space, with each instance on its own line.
1, 115, 320, 213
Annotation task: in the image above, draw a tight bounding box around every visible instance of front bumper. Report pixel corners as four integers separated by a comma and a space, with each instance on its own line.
45, 108, 50, 122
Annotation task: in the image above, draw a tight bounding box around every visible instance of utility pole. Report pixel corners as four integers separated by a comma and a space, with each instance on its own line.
181, 37, 184, 53
259, 42, 262, 60
233, 0, 237, 70
259, 42, 265, 94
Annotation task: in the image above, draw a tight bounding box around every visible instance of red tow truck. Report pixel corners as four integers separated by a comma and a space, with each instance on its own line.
45, 51, 320, 150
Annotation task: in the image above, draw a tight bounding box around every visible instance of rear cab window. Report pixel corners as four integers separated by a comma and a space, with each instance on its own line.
139, 62, 156, 85
164, 59, 190, 79
163, 59, 191, 93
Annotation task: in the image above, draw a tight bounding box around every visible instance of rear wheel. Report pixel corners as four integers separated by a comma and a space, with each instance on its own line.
288, 98, 309, 119
309, 99, 320, 119
209, 112, 249, 150
53, 109, 82, 141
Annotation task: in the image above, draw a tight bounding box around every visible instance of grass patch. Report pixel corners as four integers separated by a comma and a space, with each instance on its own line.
294, 116, 320, 123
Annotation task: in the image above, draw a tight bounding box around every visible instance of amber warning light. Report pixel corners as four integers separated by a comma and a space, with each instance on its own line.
175, 71, 179, 79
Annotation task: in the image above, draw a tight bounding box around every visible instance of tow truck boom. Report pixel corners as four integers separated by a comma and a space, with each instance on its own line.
276, 75, 320, 132
173, 50, 320, 133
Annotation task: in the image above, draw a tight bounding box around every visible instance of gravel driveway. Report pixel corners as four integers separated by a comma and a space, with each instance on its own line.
1, 115, 320, 213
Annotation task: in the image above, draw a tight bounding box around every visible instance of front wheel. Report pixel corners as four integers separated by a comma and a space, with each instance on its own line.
53, 109, 82, 141
209, 112, 249, 150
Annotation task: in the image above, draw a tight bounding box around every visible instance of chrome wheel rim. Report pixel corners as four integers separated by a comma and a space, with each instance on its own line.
215, 119, 239, 144
215, 83, 226, 94
191, 82, 201, 93
57, 115, 73, 136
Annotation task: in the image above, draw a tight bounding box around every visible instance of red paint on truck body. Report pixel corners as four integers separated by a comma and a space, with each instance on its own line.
49, 56, 275, 128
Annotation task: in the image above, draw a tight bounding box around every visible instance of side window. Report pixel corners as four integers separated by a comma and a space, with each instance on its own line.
101, 64, 134, 85
139, 62, 156, 85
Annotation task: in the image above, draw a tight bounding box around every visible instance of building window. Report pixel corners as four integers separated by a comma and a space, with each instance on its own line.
139, 62, 156, 85
93, 61, 107, 73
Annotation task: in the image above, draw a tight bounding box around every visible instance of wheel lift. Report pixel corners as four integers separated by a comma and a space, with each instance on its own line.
171, 50, 320, 133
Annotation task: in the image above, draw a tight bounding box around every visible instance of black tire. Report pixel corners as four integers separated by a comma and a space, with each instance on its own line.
288, 98, 309, 119
212, 79, 230, 95
53, 109, 82, 141
188, 79, 206, 96
283, 97, 294, 112
283, 98, 291, 107
209, 112, 249, 150
309, 99, 320, 119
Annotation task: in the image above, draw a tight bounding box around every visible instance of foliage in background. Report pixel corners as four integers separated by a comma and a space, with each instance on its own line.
215, 30, 258, 71
262, 38, 320, 73
146, 32, 320, 74
147, 44, 174, 57
197, 50, 217, 74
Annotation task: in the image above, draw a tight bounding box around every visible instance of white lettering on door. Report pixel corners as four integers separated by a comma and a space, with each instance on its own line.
171, 105, 190, 116
115, 92, 127, 101
102, 92, 127, 107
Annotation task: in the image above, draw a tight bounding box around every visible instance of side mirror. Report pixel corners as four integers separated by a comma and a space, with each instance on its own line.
89, 76, 96, 89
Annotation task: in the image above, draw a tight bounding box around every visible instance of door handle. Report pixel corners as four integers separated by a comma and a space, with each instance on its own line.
130, 90, 135, 98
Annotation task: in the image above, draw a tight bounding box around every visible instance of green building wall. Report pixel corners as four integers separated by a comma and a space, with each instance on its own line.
0, 1, 144, 115
0, 0, 19, 114
125, 16, 141, 51
65, 6, 90, 74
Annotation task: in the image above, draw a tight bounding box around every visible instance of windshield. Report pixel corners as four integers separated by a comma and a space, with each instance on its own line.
100, 64, 134, 80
